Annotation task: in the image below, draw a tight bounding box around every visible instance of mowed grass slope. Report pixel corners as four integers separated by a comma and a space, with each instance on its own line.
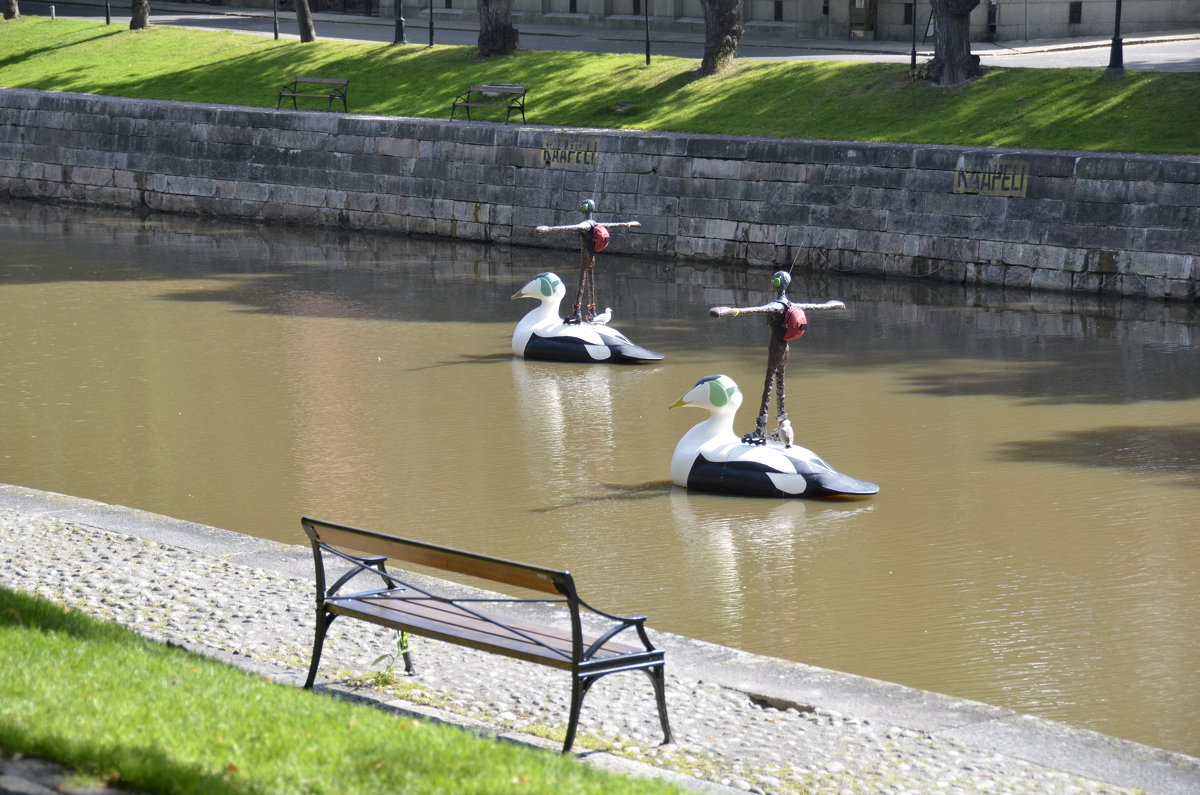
0, 586, 681, 794
1, 16, 1197, 153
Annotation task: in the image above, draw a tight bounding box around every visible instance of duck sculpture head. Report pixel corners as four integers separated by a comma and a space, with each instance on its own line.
670, 374, 878, 498
511, 272, 664, 364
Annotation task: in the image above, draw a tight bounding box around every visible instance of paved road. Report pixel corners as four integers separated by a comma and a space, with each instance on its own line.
24, 0, 1200, 70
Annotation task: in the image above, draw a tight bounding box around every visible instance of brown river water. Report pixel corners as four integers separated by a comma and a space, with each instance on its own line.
1, 200, 1197, 757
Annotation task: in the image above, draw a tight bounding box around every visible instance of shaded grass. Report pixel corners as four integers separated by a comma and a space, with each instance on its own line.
0, 586, 680, 794
1, 16, 1197, 153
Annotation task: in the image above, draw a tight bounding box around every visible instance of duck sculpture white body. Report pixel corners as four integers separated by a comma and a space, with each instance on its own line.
512, 272, 664, 364
670, 374, 878, 498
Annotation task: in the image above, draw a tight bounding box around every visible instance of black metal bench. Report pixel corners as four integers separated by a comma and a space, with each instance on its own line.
277, 76, 349, 112
301, 516, 672, 753
450, 83, 527, 123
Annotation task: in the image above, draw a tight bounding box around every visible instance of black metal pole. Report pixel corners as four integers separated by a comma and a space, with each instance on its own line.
1104, 0, 1124, 79
104, 0, 111, 24
910, 2, 917, 70
272, 0, 279, 40
644, 0, 650, 65
428, 2, 434, 47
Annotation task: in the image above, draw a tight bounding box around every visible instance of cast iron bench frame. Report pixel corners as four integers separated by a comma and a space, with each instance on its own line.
450, 83, 527, 123
301, 516, 672, 753
277, 76, 350, 112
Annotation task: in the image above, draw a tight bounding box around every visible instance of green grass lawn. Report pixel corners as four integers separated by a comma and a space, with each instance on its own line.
0, 586, 680, 794
1, 16, 1197, 153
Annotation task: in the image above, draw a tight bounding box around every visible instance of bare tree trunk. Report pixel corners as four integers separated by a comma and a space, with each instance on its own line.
698, 0, 743, 76
4, 0, 19, 21
295, 0, 317, 43
129, 0, 148, 29
477, 0, 519, 57
928, 0, 982, 86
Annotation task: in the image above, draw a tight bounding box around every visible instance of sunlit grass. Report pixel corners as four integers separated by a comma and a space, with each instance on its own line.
0, 586, 681, 794
1, 16, 1197, 152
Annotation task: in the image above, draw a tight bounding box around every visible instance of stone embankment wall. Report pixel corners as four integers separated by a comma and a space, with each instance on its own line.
1, 88, 1196, 300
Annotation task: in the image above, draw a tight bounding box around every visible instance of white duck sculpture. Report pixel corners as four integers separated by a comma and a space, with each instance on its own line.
511, 272, 664, 364
670, 374, 878, 498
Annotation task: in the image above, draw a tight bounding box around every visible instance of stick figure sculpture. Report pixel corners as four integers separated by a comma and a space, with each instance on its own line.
534, 199, 640, 324
709, 270, 846, 446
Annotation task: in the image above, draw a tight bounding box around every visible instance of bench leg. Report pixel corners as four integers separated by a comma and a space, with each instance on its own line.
562, 675, 599, 753
643, 664, 674, 745
304, 611, 337, 689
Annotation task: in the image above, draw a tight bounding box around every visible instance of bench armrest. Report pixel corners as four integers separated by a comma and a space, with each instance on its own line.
316, 545, 398, 598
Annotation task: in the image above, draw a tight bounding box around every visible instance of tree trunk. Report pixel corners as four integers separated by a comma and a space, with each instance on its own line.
477, 0, 519, 58
698, 0, 743, 76
129, 0, 148, 30
4, 0, 19, 21
295, 0, 317, 43
928, 0, 982, 86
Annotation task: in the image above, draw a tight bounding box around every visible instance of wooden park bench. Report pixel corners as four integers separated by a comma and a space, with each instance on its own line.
301, 516, 673, 753
277, 76, 349, 112
450, 83, 527, 123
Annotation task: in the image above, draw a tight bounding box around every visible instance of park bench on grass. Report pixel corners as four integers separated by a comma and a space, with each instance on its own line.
450, 83, 527, 123
277, 76, 349, 112
301, 516, 673, 753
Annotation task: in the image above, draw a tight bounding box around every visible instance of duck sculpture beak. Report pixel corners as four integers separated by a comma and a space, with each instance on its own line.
668, 397, 689, 410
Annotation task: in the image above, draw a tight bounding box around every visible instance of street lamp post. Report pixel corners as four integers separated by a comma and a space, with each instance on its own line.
644, 0, 651, 66
910, 2, 917, 70
1104, 0, 1124, 79
272, 0, 279, 40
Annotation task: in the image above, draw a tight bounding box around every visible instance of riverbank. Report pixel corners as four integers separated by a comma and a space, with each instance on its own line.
2, 484, 1196, 794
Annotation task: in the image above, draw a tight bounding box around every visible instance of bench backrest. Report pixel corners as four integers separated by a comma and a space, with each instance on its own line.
471, 84, 525, 95
301, 516, 571, 597
293, 77, 349, 86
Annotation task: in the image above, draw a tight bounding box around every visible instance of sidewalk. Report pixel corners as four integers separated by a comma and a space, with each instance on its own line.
43, 0, 1200, 61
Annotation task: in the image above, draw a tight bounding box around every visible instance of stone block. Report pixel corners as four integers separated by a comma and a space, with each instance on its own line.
690, 157, 746, 180
1007, 198, 1065, 222
1074, 156, 1128, 180
1074, 178, 1135, 204
686, 137, 747, 160
911, 148, 961, 171
744, 139, 815, 163
1144, 227, 1200, 255
792, 182, 854, 206
1158, 160, 1200, 184
1022, 153, 1076, 179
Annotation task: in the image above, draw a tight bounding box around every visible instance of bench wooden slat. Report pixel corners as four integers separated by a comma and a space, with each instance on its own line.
335, 597, 576, 668
350, 594, 643, 659
306, 519, 566, 595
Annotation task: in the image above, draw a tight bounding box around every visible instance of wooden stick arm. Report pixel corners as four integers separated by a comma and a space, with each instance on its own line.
710, 299, 845, 318
535, 222, 589, 234
795, 300, 846, 311
534, 220, 640, 234
710, 304, 775, 318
